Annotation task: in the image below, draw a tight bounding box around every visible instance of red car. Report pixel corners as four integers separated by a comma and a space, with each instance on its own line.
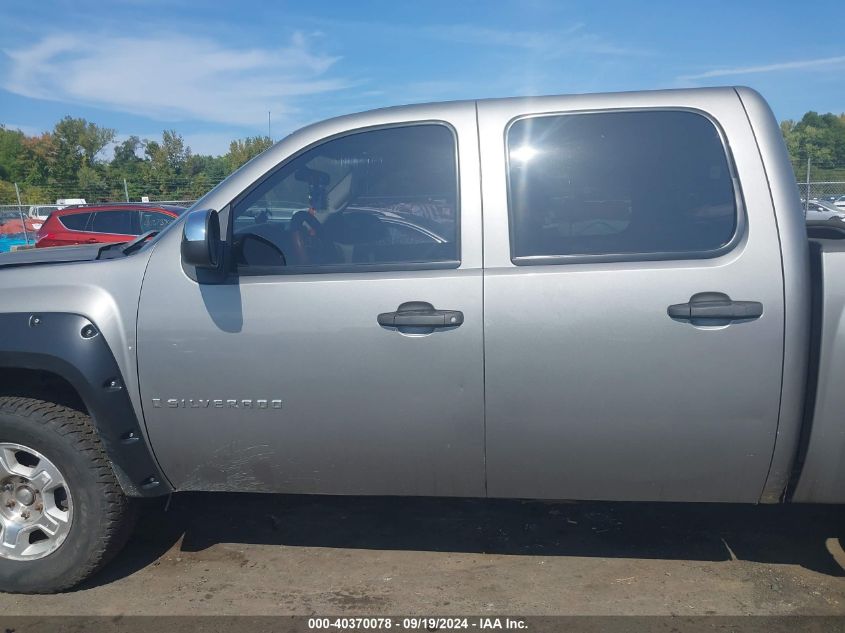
36, 204, 185, 248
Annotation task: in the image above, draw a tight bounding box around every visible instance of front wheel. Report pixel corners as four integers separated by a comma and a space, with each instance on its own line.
0, 397, 135, 593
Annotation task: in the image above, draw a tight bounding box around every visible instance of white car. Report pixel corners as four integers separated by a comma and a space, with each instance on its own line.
26, 205, 63, 230
805, 201, 845, 223
834, 195, 845, 209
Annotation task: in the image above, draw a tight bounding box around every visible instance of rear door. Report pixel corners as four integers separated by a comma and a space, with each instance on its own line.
43, 211, 92, 246
90, 209, 137, 240
478, 91, 785, 502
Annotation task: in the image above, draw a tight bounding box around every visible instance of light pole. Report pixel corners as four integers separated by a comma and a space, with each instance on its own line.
805, 155, 811, 216
13, 182, 30, 245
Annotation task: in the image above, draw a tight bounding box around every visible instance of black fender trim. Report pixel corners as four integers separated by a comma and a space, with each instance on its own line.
0, 312, 172, 497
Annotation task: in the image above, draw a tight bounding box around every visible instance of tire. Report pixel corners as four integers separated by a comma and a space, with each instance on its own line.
0, 396, 135, 593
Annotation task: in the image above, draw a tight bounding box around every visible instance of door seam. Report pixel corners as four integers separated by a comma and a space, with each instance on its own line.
475, 100, 489, 497
734, 88, 788, 503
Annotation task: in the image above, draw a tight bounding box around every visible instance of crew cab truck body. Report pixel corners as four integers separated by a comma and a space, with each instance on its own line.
0, 86, 837, 592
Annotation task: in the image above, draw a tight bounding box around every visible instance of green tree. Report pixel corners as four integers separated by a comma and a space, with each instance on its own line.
112, 136, 144, 168
108, 136, 145, 199
0, 126, 25, 182
19, 183, 49, 204
142, 130, 194, 198
782, 111, 845, 180
20, 133, 56, 187
225, 136, 273, 172
0, 179, 18, 204
53, 117, 115, 166
52, 117, 115, 183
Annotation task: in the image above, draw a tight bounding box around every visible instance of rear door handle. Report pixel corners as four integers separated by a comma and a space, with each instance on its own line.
378, 301, 464, 328
668, 292, 763, 324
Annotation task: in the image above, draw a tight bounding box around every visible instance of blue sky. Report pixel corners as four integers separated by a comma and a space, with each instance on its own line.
1, 0, 844, 156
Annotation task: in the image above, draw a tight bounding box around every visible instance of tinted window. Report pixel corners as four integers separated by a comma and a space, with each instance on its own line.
91, 210, 136, 235
59, 213, 91, 231
507, 111, 738, 262
139, 211, 174, 232
232, 124, 458, 271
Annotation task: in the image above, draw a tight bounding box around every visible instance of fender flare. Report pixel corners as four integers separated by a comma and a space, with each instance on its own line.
0, 312, 172, 497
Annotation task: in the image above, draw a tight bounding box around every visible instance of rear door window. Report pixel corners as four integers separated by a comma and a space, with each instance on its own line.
91, 210, 137, 235
506, 110, 739, 263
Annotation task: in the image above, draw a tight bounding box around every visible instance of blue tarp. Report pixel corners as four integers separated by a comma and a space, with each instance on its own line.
0, 234, 34, 253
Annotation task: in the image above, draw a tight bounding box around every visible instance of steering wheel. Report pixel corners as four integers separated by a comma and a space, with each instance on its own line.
288, 210, 324, 264
238, 233, 286, 267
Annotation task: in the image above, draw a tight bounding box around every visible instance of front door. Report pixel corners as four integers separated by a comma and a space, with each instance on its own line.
137, 107, 485, 496
478, 92, 785, 502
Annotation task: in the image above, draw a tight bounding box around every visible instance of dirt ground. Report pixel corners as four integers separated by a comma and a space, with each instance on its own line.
0, 493, 844, 616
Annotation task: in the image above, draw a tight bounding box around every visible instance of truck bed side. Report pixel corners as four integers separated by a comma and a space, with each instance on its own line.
791, 236, 845, 502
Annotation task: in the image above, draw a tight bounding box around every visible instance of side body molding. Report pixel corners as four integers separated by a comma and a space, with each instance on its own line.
0, 312, 172, 497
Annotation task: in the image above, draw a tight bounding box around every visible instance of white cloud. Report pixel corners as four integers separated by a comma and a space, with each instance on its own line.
425, 23, 647, 57
680, 55, 845, 80
2, 31, 352, 128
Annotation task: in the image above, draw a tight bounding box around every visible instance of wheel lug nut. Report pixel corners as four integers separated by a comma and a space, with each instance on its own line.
34, 503, 43, 512
5, 500, 15, 508
20, 510, 30, 520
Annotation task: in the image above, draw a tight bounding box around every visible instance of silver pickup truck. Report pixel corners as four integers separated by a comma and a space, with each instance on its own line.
0, 87, 840, 593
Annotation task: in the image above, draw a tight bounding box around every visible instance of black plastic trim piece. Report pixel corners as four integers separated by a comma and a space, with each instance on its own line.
0, 312, 172, 497
806, 218, 845, 240
667, 293, 763, 323
236, 259, 461, 277
377, 301, 464, 328
785, 240, 824, 500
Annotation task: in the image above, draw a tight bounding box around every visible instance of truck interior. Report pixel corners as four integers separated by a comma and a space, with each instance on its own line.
231, 126, 458, 269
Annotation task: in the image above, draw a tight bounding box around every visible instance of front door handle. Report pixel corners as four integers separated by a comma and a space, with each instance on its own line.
378, 301, 464, 328
668, 292, 762, 324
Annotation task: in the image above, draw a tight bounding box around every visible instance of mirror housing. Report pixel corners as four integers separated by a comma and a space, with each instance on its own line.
181, 209, 221, 269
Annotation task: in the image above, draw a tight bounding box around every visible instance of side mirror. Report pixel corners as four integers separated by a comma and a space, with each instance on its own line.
181, 209, 221, 269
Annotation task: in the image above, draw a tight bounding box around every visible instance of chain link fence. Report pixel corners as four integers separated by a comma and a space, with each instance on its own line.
797, 182, 845, 201
2, 180, 844, 225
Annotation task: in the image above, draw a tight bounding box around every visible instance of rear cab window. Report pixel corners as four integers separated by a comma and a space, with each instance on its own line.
506, 110, 740, 264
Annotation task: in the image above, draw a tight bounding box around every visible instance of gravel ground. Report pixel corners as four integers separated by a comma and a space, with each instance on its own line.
0, 493, 843, 616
